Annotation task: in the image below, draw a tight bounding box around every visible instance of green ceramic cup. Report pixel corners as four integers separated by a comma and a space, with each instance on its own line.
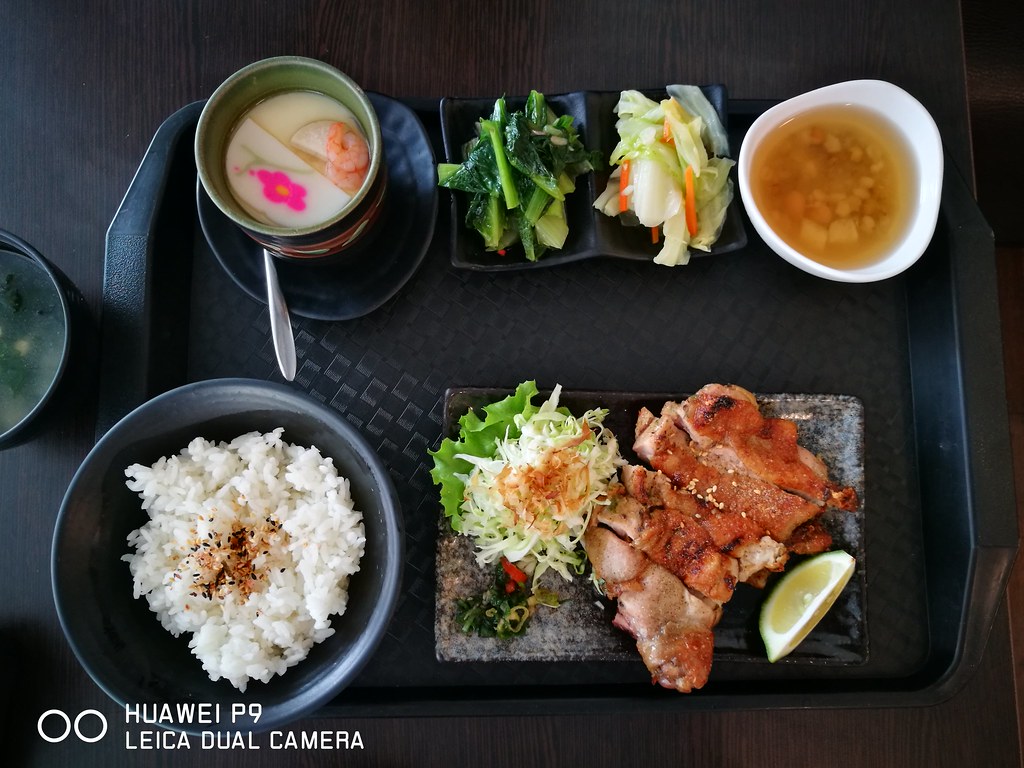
195, 56, 386, 260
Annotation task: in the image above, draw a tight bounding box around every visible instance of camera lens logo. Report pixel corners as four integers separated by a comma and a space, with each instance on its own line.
37, 709, 108, 743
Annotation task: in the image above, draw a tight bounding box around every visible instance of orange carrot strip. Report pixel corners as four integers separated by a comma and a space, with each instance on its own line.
651, 227, 660, 244
618, 159, 631, 213
684, 165, 698, 236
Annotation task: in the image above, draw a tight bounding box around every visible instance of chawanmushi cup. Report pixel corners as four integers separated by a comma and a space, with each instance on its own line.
195, 56, 387, 261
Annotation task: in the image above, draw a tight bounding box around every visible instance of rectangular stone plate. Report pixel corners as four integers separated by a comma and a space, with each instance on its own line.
435, 388, 866, 667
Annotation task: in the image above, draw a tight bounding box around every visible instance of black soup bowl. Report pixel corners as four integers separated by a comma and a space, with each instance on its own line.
51, 378, 404, 733
0, 228, 90, 449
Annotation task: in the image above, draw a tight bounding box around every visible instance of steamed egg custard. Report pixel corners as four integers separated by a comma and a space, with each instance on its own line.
749, 105, 916, 269
224, 90, 371, 229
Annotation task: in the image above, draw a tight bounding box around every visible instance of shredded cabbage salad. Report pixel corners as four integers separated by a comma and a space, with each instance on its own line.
594, 86, 736, 266
430, 381, 622, 584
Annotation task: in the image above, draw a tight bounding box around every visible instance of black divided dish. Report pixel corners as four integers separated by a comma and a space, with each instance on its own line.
98, 93, 1017, 715
439, 86, 747, 271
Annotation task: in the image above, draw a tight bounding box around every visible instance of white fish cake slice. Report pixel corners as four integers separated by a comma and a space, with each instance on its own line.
224, 118, 351, 228
289, 120, 336, 162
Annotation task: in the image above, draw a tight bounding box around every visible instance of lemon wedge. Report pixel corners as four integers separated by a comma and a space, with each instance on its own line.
759, 550, 855, 662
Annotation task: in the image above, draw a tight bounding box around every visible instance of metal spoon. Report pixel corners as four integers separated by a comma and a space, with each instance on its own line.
263, 248, 296, 381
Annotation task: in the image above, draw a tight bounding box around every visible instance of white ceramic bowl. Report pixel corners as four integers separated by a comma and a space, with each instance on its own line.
738, 79, 943, 282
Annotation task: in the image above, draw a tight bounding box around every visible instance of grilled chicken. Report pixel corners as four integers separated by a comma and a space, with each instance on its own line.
634, 406, 823, 542
584, 384, 855, 692
620, 464, 789, 583
583, 525, 719, 692
672, 384, 858, 511
597, 491, 739, 603
784, 519, 835, 555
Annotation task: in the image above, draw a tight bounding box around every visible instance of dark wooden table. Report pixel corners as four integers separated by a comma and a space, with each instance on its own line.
2, 2, 1018, 765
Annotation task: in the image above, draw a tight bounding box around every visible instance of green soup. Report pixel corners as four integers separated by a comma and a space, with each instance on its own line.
0, 249, 66, 434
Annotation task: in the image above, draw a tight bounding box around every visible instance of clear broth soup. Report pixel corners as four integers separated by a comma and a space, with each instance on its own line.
749, 105, 916, 269
0, 250, 66, 433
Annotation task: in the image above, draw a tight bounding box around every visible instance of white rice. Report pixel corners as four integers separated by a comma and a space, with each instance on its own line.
122, 428, 366, 691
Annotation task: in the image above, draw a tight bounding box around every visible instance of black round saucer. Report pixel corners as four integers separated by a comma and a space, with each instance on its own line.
197, 92, 437, 321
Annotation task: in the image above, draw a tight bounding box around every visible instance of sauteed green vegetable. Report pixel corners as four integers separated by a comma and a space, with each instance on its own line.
438, 91, 600, 261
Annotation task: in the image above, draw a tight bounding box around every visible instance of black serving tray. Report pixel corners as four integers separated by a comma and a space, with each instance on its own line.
98, 94, 1017, 715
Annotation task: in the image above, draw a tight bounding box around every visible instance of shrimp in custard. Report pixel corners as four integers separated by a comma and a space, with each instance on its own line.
325, 121, 370, 194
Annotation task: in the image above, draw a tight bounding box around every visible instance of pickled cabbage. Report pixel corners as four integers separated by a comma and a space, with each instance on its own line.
594, 87, 736, 266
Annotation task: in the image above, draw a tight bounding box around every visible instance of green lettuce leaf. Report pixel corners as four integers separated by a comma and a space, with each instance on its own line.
429, 380, 541, 531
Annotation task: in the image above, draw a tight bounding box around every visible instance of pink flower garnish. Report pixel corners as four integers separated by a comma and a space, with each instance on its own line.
253, 169, 307, 212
